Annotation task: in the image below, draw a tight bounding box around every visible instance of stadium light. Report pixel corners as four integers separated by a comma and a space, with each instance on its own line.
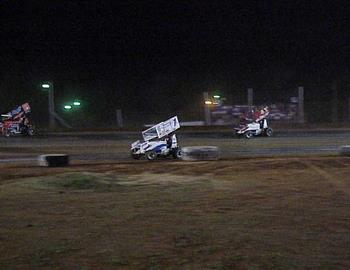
213, 95, 221, 99
64, 105, 72, 110
73, 101, 81, 106
41, 82, 55, 128
204, 100, 213, 105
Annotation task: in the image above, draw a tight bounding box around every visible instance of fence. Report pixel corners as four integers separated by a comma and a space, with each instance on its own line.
13, 86, 350, 129
204, 87, 304, 126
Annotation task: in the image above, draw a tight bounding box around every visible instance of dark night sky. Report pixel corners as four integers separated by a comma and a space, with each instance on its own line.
1, 1, 350, 120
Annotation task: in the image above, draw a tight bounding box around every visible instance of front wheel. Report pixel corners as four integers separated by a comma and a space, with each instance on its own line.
244, 130, 254, 139
265, 127, 273, 137
146, 151, 157, 161
27, 128, 35, 136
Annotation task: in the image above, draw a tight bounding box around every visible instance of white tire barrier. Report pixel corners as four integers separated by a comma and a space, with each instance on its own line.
38, 154, 70, 167
339, 145, 350, 156
181, 146, 220, 161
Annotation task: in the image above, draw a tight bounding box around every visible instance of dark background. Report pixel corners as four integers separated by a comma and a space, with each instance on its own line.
1, 1, 349, 126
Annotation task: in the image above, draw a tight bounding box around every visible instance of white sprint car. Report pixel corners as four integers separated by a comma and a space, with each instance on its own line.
234, 108, 273, 139
234, 118, 273, 139
131, 116, 182, 160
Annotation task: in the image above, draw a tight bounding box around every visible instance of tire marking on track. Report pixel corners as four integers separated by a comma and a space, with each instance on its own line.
304, 161, 350, 196
0, 158, 36, 164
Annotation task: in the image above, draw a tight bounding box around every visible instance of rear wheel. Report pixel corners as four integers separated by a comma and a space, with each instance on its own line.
4, 129, 12, 138
265, 127, 273, 137
244, 130, 254, 139
22, 126, 35, 136
173, 148, 183, 159
146, 151, 157, 161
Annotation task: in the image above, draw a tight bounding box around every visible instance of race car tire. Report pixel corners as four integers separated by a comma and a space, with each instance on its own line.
181, 146, 219, 161
27, 128, 35, 136
339, 145, 350, 156
146, 151, 157, 161
172, 148, 183, 159
244, 131, 254, 139
38, 154, 70, 167
21, 127, 35, 136
4, 130, 13, 138
265, 127, 273, 137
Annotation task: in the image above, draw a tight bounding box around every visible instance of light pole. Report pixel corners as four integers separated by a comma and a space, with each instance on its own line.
203, 92, 211, 125
41, 82, 55, 129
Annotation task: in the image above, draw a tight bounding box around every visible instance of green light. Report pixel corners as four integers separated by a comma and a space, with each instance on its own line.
73, 101, 81, 106
213, 95, 221, 99
41, 83, 50, 89
64, 105, 72, 110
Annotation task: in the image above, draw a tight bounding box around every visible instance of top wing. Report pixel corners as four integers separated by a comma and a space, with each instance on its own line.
2, 103, 31, 119
142, 116, 180, 141
255, 109, 269, 122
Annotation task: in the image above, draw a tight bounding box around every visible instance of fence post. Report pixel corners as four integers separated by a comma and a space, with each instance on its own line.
116, 109, 123, 128
298, 86, 304, 123
203, 92, 211, 126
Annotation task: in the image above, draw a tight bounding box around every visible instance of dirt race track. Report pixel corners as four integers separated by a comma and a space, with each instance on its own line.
1, 130, 350, 163
1, 156, 350, 270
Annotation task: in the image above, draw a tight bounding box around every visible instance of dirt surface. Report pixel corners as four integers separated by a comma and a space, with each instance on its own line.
1, 157, 350, 269
1, 131, 350, 164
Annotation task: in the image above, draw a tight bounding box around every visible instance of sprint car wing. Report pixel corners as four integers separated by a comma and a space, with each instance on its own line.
142, 116, 180, 141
